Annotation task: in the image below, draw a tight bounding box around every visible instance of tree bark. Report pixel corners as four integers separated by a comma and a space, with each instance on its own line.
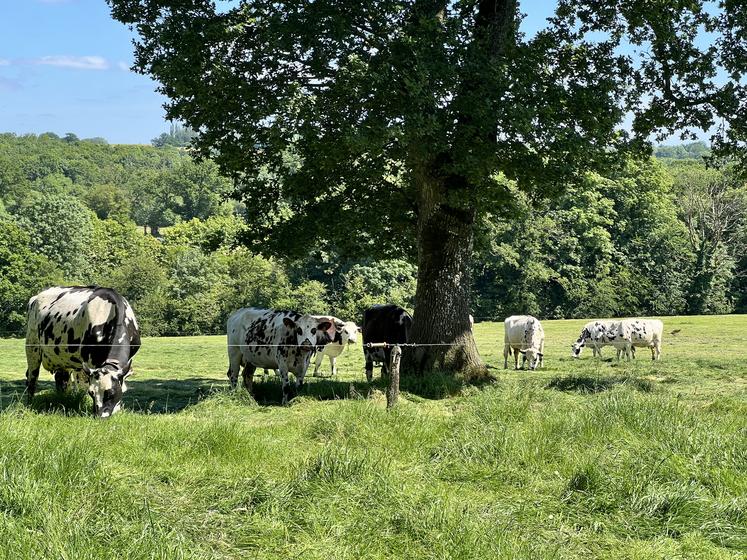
403, 170, 484, 376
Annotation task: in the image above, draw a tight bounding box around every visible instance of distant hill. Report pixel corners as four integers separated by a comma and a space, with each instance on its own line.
654, 141, 709, 160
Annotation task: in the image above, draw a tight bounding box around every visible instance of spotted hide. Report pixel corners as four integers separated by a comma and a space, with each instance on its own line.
361, 304, 412, 382
571, 320, 622, 359
226, 308, 334, 404
313, 319, 360, 377
503, 315, 545, 370
25, 286, 141, 418
621, 318, 663, 360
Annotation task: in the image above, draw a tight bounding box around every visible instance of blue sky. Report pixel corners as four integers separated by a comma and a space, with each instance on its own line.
0, 1, 704, 145
0, 0, 170, 144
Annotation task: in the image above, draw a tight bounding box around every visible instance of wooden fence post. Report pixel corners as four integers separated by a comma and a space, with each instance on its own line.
387, 344, 402, 409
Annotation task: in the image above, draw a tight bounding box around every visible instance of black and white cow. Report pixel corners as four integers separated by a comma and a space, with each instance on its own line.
361, 304, 412, 382
226, 308, 335, 404
25, 286, 141, 418
571, 320, 621, 359
313, 319, 360, 377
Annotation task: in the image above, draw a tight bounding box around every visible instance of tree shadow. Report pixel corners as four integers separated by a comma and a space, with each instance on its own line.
547, 374, 653, 394
1, 369, 494, 415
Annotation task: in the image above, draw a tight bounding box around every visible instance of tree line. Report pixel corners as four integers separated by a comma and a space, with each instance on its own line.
0, 133, 744, 337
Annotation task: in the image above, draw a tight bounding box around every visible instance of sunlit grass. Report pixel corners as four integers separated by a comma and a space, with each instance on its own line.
0, 315, 745, 559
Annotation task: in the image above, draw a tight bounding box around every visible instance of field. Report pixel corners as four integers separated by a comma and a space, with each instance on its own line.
0, 315, 745, 559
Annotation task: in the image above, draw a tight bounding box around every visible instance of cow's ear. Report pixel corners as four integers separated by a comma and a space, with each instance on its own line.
82, 363, 92, 376
357, 326, 362, 333
538, 353, 544, 358
518, 349, 527, 355
283, 317, 296, 329
317, 321, 333, 333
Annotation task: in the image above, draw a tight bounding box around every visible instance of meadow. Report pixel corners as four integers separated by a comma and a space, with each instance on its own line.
0, 315, 745, 559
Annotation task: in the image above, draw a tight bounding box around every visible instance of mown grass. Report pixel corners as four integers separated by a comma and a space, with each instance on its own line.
0, 315, 745, 559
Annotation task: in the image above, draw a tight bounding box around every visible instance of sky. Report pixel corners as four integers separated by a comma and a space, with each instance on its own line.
0, 1, 710, 145
0, 0, 171, 144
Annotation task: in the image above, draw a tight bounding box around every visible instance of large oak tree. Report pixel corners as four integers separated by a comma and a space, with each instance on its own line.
109, 0, 747, 374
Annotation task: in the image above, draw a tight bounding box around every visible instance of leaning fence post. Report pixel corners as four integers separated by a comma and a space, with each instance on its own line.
387, 344, 402, 409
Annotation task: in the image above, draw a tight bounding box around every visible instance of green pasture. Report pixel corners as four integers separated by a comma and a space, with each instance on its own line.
0, 315, 745, 559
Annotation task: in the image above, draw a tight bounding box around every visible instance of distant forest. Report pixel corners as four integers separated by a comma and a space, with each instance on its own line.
0, 132, 744, 336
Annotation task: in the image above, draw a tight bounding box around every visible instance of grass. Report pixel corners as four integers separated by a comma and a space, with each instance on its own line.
0, 315, 745, 559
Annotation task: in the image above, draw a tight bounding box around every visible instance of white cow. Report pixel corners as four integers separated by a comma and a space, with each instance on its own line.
571, 320, 622, 358
227, 308, 335, 404
313, 320, 360, 377
621, 318, 663, 360
503, 315, 545, 370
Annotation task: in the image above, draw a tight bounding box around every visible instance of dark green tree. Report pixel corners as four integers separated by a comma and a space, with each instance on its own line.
110, 0, 747, 374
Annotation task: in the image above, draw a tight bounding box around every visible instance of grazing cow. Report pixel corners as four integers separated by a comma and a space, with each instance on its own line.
622, 318, 663, 360
227, 308, 334, 403
503, 315, 545, 370
362, 304, 412, 382
25, 286, 141, 418
313, 319, 361, 377
571, 320, 622, 358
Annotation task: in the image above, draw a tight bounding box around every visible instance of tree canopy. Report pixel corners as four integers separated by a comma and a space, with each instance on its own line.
108, 1, 747, 373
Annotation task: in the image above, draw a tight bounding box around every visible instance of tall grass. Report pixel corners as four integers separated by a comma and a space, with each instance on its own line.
0, 315, 745, 558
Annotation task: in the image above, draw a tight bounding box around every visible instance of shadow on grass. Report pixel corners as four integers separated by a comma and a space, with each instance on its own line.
547, 374, 653, 394
2, 370, 492, 415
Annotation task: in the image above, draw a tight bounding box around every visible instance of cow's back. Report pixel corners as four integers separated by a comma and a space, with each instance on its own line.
504, 315, 536, 345
27, 286, 139, 371
362, 304, 411, 345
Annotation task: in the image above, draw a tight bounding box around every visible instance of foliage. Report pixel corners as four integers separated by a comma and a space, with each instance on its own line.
14, 192, 94, 282
0, 222, 60, 334
151, 122, 197, 148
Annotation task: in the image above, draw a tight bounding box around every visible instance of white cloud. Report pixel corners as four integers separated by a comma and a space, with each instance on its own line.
32, 55, 110, 70
0, 59, 9, 66
117, 61, 131, 72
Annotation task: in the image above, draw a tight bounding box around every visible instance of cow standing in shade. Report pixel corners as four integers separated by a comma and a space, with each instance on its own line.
25, 286, 141, 418
503, 315, 545, 370
313, 319, 360, 377
361, 304, 412, 382
227, 308, 334, 404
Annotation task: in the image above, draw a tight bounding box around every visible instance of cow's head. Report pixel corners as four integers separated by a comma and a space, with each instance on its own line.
571, 328, 589, 358
82, 360, 132, 418
283, 316, 333, 350
518, 348, 543, 370
339, 322, 361, 345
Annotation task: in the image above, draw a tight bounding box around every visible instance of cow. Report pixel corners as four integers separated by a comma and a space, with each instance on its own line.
503, 315, 545, 370
25, 286, 141, 418
361, 304, 412, 382
621, 318, 663, 360
227, 308, 335, 404
313, 319, 361, 377
571, 320, 622, 359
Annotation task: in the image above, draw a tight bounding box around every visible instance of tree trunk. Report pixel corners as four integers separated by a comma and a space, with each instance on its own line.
403, 171, 484, 376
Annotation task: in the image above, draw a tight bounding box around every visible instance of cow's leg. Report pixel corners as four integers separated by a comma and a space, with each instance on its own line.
329, 355, 337, 377
364, 351, 374, 383
382, 348, 391, 378
278, 366, 293, 405
521, 351, 527, 370
54, 369, 70, 393
313, 352, 323, 377
242, 364, 256, 393
25, 344, 42, 400
227, 347, 242, 389
503, 343, 510, 369
513, 348, 519, 370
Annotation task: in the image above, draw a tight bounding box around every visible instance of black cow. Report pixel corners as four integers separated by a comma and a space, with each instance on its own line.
362, 304, 412, 382
25, 286, 141, 418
